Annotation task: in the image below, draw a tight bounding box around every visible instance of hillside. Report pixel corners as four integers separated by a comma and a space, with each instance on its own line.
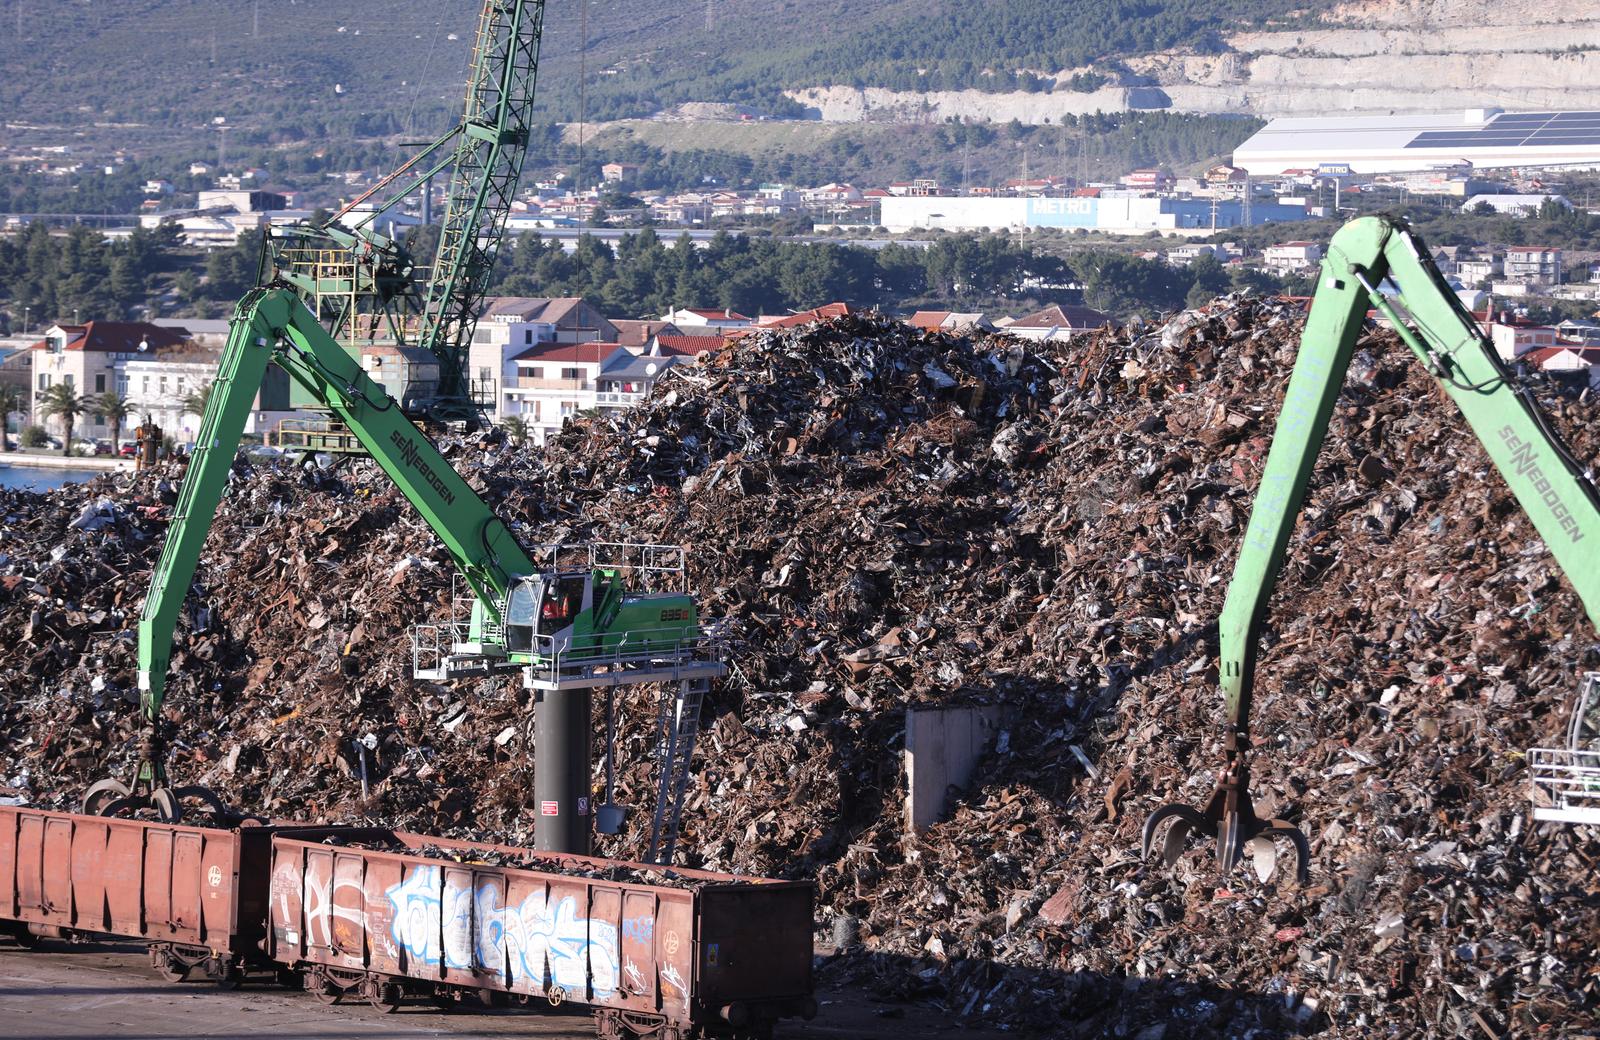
0, 0, 1316, 139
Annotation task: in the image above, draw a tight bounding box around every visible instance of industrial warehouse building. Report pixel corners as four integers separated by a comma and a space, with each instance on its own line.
1233, 109, 1600, 175
879, 195, 1310, 235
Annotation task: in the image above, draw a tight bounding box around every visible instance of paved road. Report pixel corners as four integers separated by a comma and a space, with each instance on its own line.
0, 944, 1000, 1040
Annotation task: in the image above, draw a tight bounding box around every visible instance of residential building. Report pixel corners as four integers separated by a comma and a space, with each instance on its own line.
751, 303, 855, 332
653, 333, 725, 357
600, 162, 640, 183
470, 297, 617, 420
500, 341, 628, 444
1120, 168, 1176, 191
1167, 243, 1227, 265
660, 307, 753, 331
1456, 254, 1500, 285
1517, 345, 1600, 390
1262, 241, 1324, 273
1503, 246, 1563, 285
886, 179, 943, 197
1556, 319, 1600, 345
1003, 304, 1111, 341
803, 183, 863, 206
595, 353, 681, 414
30, 321, 190, 438
153, 317, 231, 349
611, 319, 680, 349
1489, 321, 1557, 359
123, 348, 296, 443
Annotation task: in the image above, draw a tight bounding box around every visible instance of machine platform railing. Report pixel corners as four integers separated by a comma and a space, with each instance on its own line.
410, 616, 726, 688
1529, 746, 1600, 824
525, 541, 689, 594
273, 417, 365, 454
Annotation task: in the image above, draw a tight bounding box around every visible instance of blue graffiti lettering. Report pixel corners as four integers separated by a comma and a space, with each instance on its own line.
622, 915, 654, 945
385, 869, 620, 997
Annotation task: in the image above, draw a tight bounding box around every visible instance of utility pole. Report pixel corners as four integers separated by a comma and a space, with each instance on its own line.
961, 141, 970, 196
577, 0, 588, 200
704, 0, 713, 32
252, 0, 259, 36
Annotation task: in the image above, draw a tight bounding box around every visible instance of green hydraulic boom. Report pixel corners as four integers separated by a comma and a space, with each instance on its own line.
1142, 215, 1600, 884
86, 287, 717, 853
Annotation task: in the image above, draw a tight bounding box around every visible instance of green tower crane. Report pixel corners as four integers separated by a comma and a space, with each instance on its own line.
269, 0, 546, 427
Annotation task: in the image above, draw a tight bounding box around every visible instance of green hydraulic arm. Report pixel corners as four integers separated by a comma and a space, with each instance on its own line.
1143, 215, 1600, 883
88, 284, 537, 818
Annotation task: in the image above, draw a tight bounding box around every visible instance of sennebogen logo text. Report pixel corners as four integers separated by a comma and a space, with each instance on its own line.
1499, 425, 1584, 544
390, 430, 456, 506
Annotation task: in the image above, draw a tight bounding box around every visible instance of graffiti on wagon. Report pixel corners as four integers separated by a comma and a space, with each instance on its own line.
387, 866, 621, 996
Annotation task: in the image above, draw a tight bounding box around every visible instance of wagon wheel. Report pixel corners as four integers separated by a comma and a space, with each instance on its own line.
170, 785, 236, 822
309, 973, 343, 1005
155, 951, 188, 983
368, 980, 403, 1014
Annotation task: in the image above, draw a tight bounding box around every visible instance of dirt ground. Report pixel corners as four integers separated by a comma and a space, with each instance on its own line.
0, 942, 1011, 1040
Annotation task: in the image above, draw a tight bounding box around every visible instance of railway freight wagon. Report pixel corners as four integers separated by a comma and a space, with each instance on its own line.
0, 804, 347, 981
0, 806, 816, 1040
268, 829, 816, 1040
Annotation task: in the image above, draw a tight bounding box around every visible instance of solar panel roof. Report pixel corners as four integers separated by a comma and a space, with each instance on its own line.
1407, 112, 1600, 149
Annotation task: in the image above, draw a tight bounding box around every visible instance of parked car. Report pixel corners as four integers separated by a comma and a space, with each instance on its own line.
118, 442, 138, 458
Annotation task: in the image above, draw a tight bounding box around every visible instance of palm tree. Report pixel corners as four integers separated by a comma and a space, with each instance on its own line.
0, 383, 23, 452
501, 414, 530, 446
97, 390, 134, 452
180, 380, 215, 422
37, 383, 86, 456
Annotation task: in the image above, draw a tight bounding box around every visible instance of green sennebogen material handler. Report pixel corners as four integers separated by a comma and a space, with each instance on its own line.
85, 287, 722, 860
1142, 215, 1600, 884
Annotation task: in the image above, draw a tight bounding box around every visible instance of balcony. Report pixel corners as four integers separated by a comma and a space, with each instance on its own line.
596, 390, 644, 407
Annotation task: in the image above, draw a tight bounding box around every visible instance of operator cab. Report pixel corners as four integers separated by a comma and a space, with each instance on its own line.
504, 572, 590, 654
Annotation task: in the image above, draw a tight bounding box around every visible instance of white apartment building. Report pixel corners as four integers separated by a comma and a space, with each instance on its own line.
122, 353, 296, 443
1262, 241, 1324, 273
469, 298, 617, 421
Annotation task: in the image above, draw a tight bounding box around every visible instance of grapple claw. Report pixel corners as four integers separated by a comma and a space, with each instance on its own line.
1247, 835, 1277, 883
1142, 803, 1209, 864
1140, 742, 1311, 885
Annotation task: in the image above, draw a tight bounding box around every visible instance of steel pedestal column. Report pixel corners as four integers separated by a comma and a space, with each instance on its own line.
534, 687, 592, 854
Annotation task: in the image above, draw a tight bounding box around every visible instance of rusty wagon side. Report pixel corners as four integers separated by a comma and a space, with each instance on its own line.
0, 804, 281, 981
267, 829, 816, 1039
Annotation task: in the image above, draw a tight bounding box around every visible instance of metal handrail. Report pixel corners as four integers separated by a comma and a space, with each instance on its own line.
1529, 746, 1600, 823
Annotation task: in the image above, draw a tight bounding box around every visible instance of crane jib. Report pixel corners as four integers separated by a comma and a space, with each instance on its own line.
1498, 425, 1586, 545
389, 429, 457, 506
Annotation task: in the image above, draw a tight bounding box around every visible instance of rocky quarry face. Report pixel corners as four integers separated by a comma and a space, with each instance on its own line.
2, 298, 1597, 1037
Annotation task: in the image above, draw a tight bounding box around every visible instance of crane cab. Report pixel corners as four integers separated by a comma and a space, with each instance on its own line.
504, 571, 593, 656
412, 543, 713, 686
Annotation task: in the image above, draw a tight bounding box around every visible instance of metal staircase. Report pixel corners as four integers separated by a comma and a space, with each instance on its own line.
646, 679, 710, 865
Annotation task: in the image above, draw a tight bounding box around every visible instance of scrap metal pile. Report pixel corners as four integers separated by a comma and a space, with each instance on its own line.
2, 298, 1597, 1037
